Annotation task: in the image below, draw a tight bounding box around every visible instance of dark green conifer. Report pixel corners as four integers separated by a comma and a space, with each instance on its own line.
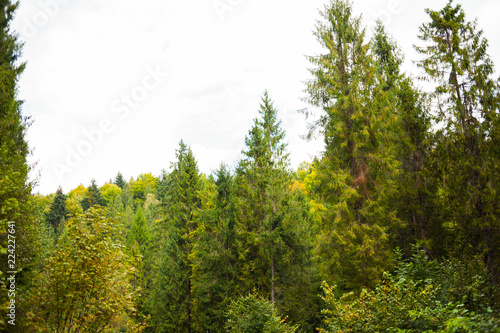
416, 0, 500, 284
45, 187, 69, 232
151, 141, 202, 332
81, 179, 105, 211
0, 1, 45, 328
114, 172, 126, 189
234, 92, 318, 329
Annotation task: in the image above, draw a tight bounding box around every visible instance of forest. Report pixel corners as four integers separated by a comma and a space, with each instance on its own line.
1, 0, 500, 332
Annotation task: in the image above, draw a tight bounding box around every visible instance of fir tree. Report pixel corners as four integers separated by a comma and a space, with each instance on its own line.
152, 141, 202, 332
129, 206, 149, 252
303, 0, 401, 291
190, 164, 239, 332
372, 22, 442, 257
81, 179, 105, 211
234, 92, 317, 328
114, 171, 126, 189
0, 1, 46, 328
416, 0, 500, 284
45, 187, 69, 233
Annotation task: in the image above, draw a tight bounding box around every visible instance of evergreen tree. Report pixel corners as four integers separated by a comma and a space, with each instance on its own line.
235, 92, 317, 328
303, 0, 401, 291
81, 179, 105, 211
190, 164, 239, 332
151, 141, 202, 332
372, 22, 442, 257
156, 169, 170, 203
45, 187, 69, 233
225, 292, 298, 333
0, 1, 46, 329
319, 248, 499, 332
114, 171, 126, 189
416, 0, 500, 284
129, 206, 149, 252
107, 193, 124, 218
236, 91, 288, 299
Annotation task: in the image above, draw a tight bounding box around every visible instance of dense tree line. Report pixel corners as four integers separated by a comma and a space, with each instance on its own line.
1, 0, 499, 331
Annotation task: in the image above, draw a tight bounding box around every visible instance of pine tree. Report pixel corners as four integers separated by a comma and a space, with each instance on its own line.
303, 0, 401, 291
416, 0, 500, 284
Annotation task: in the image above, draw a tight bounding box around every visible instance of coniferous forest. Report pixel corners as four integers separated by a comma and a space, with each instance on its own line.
1, 0, 500, 332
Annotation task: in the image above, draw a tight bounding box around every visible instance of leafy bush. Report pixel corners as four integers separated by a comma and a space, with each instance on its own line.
319, 248, 499, 332
226, 292, 298, 333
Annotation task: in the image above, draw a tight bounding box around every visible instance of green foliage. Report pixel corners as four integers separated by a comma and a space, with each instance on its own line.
319, 248, 499, 333
150, 141, 202, 332
0, 0, 46, 329
129, 206, 149, 251
234, 92, 320, 330
371, 20, 443, 258
235, 91, 291, 299
114, 171, 127, 189
44, 187, 69, 233
372, 20, 402, 92
304, 0, 402, 291
67, 185, 88, 216
416, 0, 500, 284
81, 179, 106, 211
101, 182, 122, 206
190, 164, 238, 332
9, 1, 500, 331
226, 292, 298, 333
130, 173, 158, 205
25, 207, 145, 332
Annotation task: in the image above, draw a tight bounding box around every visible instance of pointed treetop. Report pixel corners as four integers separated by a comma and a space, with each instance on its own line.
114, 172, 126, 189
372, 20, 402, 91
242, 91, 288, 168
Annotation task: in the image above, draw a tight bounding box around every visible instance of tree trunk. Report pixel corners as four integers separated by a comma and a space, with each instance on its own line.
271, 242, 275, 304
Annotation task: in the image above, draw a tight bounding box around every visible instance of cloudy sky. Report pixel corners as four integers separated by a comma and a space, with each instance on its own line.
12, 0, 500, 194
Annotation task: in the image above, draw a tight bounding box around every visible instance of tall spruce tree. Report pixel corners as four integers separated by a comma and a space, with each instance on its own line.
190, 163, 239, 332
372, 22, 442, 257
129, 206, 149, 252
81, 179, 105, 211
303, 0, 401, 291
45, 187, 69, 233
152, 141, 202, 332
114, 172, 126, 189
416, 0, 500, 284
0, 1, 46, 329
235, 91, 288, 300
234, 92, 317, 328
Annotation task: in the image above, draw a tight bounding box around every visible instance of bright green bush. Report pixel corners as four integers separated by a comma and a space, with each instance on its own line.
226, 292, 298, 333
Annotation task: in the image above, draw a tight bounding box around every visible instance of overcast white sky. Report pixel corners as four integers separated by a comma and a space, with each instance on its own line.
12, 0, 500, 194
